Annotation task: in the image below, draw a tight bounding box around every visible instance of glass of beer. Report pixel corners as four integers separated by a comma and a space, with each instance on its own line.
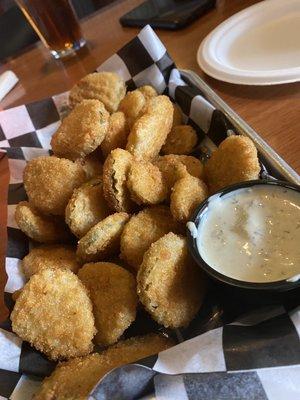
15, 0, 86, 59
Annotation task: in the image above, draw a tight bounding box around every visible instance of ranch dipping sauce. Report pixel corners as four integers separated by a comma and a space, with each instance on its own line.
193, 184, 300, 283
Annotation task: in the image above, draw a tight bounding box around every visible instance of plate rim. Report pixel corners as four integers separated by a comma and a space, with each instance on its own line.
197, 0, 300, 85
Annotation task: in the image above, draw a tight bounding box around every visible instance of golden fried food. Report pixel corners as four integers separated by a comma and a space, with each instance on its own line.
126, 95, 173, 161
24, 156, 86, 216
137, 233, 206, 328
101, 111, 129, 158
154, 154, 204, 197
118, 86, 157, 129
33, 334, 173, 400
138, 85, 157, 100
127, 161, 167, 205
170, 174, 208, 223
78, 262, 137, 346
162, 125, 198, 155
172, 103, 183, 127
22, 245, 79, 279
15, 201, 70, 243
75, 151, 103, 179
69, 72, 126, 113
51, 100, 109, 161
76, 212, 129, 263
120, 206, 182, 272
102, 148, 135, 212
65, 177, 110, 238
118, 89, 146, 129
11, 268, 96, 360
204, 135, 260, 193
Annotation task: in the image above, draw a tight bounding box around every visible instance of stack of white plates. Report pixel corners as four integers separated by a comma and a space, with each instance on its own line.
197, 0, 300, 85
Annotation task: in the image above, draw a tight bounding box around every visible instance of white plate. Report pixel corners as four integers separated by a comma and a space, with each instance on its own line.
197, 0, 300, 85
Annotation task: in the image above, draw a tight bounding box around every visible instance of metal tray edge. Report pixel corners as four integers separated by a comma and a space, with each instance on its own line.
180, 69, 300, 185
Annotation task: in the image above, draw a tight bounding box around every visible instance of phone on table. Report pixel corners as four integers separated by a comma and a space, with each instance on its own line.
120, 0, 216, 30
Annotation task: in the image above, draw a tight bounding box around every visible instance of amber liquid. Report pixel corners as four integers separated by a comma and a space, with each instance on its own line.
16, 0, 85, 57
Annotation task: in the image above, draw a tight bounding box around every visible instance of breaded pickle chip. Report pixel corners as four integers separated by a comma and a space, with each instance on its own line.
118, 89, 147, 129
78, 262, 137, 346
137, 233, 206, 328
127, 161, 167, 205
69, 72, 126, 113
102, 148, 135, 212
22, 245, 79, 278
138, 85, 157, 100
126, 95, 173, 161
51, 100, 109, 161
65, 177, 110, 238
33, 334, 173, 400
101, 111, 129, 158
75, 151, 103, 179
76, 212, 130, 263
162, 125, 198, 155
11, 269, 96, 360
24, 156, 86, 216
154, 154, 204, 196
172, 103, 183, 127
170, 174, 208, 223
120, 206, 182, 272
118, 86, 157, 129
204, 135, 260, 193
15, 201, 70, 243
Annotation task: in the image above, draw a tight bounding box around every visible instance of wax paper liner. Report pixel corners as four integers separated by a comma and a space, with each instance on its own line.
0, 26, 299, 400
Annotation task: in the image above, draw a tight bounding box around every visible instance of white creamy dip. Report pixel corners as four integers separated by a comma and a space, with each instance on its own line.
195, 185, 300, 283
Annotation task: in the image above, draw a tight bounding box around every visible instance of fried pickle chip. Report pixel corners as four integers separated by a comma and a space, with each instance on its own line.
154, 154, 204, 197
172, 103, 183, 127
137, 233, 206, 328
75, 151, 103, 179
204, 135, 260, 193
120, 206, 182, 272
127, 161, 167, 205
69, 72, 126, 113
138, 85, 157, 100
162, 125, 198, 155
101, 111, 129, 158
102, 148, 135, 212
76, 212, 129, 263
65, 177, 110, 238
33, 334, 173, 400
24, 156, 86, 216
22, 245, 79, 278
11, 269, 96, 360
51, 100, 109, 161
126, 95, 173, 161
118, 86, 157, 129
118, 89, 147, 129
170, 174, 208, 223
78, 262, 137, 346
15, 201, 70, 243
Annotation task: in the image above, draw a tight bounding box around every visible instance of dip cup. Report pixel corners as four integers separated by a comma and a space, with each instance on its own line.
187, 179, 300, 293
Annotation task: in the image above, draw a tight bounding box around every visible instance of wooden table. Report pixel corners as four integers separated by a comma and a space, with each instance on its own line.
0, 0, 299, 319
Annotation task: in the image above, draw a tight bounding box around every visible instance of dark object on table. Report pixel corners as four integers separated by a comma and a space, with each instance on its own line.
120, 0, 216, 30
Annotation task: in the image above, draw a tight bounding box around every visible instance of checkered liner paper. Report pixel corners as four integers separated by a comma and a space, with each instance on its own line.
0, 25, 299, 400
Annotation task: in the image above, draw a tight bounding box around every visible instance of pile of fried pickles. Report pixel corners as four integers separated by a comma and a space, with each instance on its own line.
11, 72, 260, 399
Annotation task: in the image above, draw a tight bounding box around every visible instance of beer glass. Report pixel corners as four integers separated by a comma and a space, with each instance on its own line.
16, 0, 86, 59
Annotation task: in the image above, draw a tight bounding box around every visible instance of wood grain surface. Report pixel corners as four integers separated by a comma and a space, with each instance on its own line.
0, 0, 299, 319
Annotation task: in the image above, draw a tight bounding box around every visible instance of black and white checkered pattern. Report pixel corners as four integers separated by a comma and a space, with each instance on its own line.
0, 25, 299, 399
